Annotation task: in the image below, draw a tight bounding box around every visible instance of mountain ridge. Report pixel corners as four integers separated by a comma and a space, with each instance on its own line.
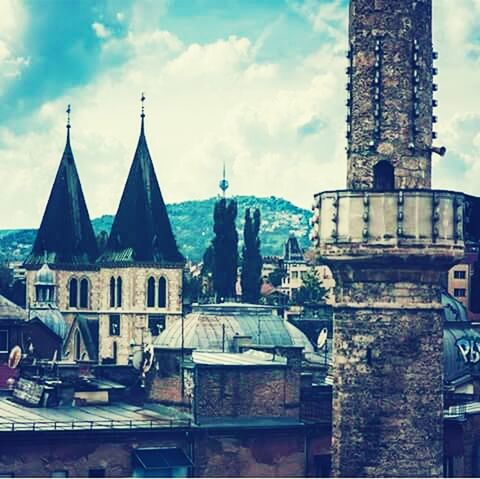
0, 196, 310, 263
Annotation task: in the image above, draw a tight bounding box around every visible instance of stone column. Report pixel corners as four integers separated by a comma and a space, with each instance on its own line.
329, 258, 448, 477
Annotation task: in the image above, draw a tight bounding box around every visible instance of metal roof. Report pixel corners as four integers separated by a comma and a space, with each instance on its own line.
155, 303, 313, 352
24, 129, 98, 267
99, 116, 184, 265
192, 349, 288, 367
0, 295, 27, 321
0, 398, 190, 432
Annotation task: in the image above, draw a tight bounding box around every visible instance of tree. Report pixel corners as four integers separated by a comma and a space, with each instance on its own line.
241, 208, 262, 303
212, 198, 238, 301
268, 268, 286, 288
293, 267, 329, 307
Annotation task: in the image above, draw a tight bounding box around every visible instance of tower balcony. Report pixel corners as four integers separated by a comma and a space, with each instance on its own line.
311, 189, 479, 264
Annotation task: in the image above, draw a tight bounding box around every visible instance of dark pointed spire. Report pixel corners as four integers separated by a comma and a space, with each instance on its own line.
24, 106, 98, 267
99, 97, 184, 265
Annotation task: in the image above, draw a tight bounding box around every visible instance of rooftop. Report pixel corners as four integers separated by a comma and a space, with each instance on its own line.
0, 398, 190, 433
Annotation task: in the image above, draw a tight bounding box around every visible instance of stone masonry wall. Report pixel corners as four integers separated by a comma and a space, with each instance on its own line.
195, 366, 297, 419
330, 263, 445, 477
347, 0, 433, 189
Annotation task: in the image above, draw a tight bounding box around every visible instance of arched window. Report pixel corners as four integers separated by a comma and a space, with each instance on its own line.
69, 278, 78, 308
75, 330, 81, 361
109, 277, 115, 308
158, 277, 167, 308
79, 278, 89, 308
116, 277, 122, 307
373, 160, 394, 191
147, 277, 155, 307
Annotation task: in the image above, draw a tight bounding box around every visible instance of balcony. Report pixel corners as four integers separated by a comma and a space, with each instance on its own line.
311, 190, 480, 260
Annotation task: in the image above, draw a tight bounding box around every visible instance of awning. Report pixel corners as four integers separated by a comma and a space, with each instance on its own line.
133, 448, 192, 470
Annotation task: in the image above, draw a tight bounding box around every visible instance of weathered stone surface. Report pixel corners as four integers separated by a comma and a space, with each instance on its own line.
347, 0, 433, 190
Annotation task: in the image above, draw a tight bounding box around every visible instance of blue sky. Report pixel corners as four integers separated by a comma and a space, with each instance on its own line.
0, 0, 478, 228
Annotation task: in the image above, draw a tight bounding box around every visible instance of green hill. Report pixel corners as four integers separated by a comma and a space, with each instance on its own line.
0, 196, 311, 263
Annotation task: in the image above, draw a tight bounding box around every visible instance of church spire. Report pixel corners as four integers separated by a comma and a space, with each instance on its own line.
25, 105, 98, 267
100, 96, 184, 264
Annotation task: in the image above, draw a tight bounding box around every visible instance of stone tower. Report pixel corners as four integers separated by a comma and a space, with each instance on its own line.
311, 0, 474, 477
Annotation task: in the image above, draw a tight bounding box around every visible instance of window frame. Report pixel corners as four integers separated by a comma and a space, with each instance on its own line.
69, 277, 78, 308
109, 314, 121, 336
158, 277, 167, 308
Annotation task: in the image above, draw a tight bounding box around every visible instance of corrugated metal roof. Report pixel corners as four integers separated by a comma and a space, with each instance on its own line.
192, 349, 287, 366
0, 398, 189, 432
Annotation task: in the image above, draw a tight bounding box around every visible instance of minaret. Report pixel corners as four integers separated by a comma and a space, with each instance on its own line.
346, 0, 442, 190
25, 105, 98, 267
311, 1, 473, 476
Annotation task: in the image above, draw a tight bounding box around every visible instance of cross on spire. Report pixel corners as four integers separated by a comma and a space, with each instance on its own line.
141, 92, 146, 119
66, 104, 71, 130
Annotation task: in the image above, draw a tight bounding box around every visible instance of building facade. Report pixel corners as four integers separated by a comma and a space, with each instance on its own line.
23, 105, 184, 366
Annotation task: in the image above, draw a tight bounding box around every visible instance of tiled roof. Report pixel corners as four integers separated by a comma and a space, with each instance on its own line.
0, 295, 27, 321
24, 129, 98, 267
99, 117, 184, 265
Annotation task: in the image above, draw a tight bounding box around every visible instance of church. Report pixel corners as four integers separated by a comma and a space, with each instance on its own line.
23, 100, 185, 366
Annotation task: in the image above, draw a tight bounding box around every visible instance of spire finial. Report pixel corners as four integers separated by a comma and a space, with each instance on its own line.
141, 92, 145, 119
219, 161, 229, 197
66, 104, 71, 130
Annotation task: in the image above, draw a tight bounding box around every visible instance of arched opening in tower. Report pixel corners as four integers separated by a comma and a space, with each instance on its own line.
373, 160, 394, 191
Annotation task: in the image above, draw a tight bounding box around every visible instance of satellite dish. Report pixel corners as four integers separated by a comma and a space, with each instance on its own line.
132, 350, 144, 370
8, 346, 22, 369
142, 345, 154, 374
317, 328, 328, 350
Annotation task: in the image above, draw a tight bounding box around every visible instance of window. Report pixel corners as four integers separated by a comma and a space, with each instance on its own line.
112, 341, 118, 364
69, 278, 78, 307
0, 330, 8, 353
147, 277, 155, 307
158, 277, 167, 308
292, 271, 299, 280
373, 160, 394, 191
454, 288, 466, 297
109, 277, 115, 307
148, 315, 165, 337
116, 277, 122, 307
75, 330, 81, 361
88, 469, 105, 478
80, 278, 89, 308
109, 314, 120, 336
454, 270, 466, 279
51, 471, 68, 478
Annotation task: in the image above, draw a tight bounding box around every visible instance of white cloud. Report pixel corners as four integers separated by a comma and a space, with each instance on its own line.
92, 22, 110, 39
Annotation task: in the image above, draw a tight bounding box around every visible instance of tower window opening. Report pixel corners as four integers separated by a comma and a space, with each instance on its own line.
79, 278, 89, 308
116, 277, 122, 307
147, 277, 155, 307
373, 160, 394, 191
109, 277, 115, 308
69, 278, 78, 308
158, 277, 167, 308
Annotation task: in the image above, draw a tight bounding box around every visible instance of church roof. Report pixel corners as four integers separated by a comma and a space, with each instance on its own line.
99, 112, 184, 265
24, 125, 98, 268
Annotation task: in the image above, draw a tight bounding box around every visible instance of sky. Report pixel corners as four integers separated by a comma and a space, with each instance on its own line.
0, 0, 479, 229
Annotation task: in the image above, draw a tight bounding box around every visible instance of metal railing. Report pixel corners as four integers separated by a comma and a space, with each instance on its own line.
0, 417, 191, 433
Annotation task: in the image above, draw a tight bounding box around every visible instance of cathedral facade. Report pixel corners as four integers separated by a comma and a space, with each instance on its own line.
23, 105, 184, 365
